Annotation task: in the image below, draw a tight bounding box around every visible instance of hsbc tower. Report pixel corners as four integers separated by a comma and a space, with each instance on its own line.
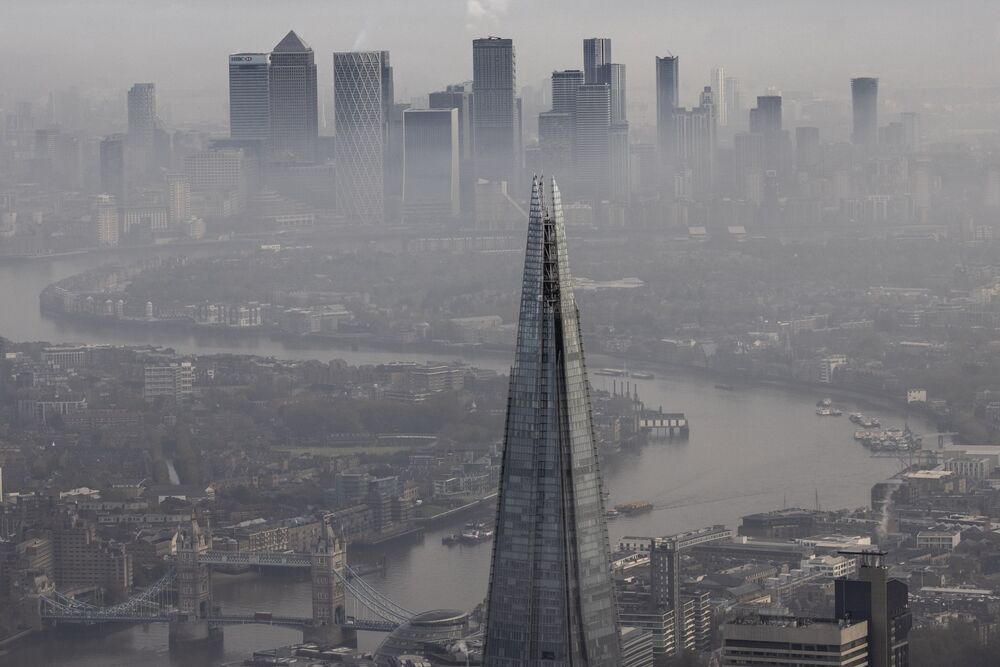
228, 53, 270, 142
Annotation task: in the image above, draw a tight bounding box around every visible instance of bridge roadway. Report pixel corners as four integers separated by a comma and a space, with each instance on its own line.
198, 550, 312, 567
42, 610, 397, 633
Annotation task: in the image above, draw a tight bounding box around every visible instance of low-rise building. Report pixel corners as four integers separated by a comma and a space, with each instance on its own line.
721, 616, 869, 666
916, 527, 963, 552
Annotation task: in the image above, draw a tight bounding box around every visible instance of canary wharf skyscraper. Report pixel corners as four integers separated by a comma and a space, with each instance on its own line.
228, 53, 270, 141
484, 176, 621, 667
472, 37, 517, 188
268, 30, 318, 160
334, 50, 393, 223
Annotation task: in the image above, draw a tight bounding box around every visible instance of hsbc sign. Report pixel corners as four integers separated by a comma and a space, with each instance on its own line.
230, 54, 267, 65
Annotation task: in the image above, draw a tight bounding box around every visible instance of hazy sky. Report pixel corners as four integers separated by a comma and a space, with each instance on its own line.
4, 0, 1000, 125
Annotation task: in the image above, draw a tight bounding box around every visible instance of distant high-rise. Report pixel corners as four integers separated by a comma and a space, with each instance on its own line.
603, 63, 627, 123
655, 56, 679, 169
228, 53, 270, 142
268, 31, 318, 160
551, 69, 585, 115
749, 95, 782, 135
93, 194, 119, 248
166, 173, 191, 223
575, 83, 612, 202
835, 551, 911, 667
429, 84, 475, 215
583, 38, 612, 85
472, 37, 518, 188
750, 95, 786, 174
724, 77, 741, 127
538, 111, 575, 185
402, 108, 459, 222
429, 84, 474, 160
333, 50, 392, 224
484, 176, 621, 667
851, 77, 879, 149
609, 121, 631, 206
100, 134, 128, 202
673, 104, 715, 198
711, 67, 727, 127
127, 83, 156, 154
733, 132, 765, 201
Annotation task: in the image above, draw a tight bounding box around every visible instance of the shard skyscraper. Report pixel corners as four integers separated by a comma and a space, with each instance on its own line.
484, 176, 621, 667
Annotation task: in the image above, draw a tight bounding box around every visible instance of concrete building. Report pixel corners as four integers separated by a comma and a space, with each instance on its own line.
183, 148, 255, 215
835, 551, 911, 667
166, 173, 191, 223
268, 31, 318, 160
228, 53, 270, 142
711, 67, 728, 127
620, 626, 654, 667
722, 616, 869, 666
333, 50, 393, 224
93, 194, 119, 247
803, 554, 857, 579
53, 514, 133, 600
143, 362, 194, 403
574, 83, 612, 203
119, 205, 169, 235
916, 528, 962, 552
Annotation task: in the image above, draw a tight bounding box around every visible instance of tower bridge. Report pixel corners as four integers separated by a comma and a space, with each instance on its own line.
35, 519, 412, 650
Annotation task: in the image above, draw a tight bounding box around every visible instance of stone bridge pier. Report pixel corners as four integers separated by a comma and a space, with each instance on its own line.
304, 521, 354, 647
169, 519, 218, 647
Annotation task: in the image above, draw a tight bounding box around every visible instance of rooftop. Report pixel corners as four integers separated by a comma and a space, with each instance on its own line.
273, 30, 311, 53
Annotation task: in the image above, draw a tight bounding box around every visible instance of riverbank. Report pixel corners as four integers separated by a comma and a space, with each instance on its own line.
30, 299, 962, 443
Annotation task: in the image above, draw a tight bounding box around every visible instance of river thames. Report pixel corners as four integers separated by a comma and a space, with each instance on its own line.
0, 250, 927, 666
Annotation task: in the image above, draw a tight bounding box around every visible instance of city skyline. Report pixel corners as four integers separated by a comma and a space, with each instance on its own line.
4, 4, 1000, 666
5, 1, 995, 128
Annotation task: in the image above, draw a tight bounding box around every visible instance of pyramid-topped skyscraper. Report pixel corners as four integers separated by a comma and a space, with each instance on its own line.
269, 30, 318, 160
484, 176, 621, 666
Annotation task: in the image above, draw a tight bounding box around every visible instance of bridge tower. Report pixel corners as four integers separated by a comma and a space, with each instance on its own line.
169, 518, 218, 647
304, 519, 353, 647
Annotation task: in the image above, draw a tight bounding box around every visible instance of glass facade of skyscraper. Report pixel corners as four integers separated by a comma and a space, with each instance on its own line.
228, 53, 270, 142
484, 176, 621, 667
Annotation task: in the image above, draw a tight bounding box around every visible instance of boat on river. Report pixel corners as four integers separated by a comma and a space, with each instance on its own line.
615, 501, 653, 515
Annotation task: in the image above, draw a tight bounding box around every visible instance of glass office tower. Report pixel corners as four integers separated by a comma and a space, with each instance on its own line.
484, 176, 621, 667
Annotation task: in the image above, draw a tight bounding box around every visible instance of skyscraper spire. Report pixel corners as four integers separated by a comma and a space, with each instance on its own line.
484, 176, 621, 667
